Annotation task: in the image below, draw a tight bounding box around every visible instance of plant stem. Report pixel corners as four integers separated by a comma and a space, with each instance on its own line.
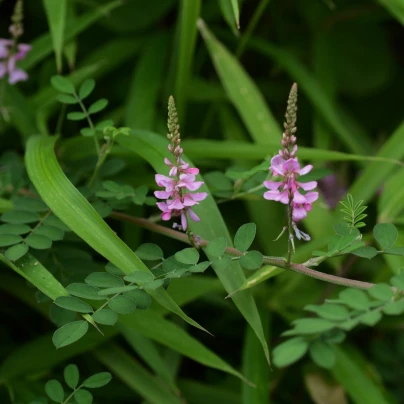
111, 211, 376, 290
286, 196, 294, 267
74, 92, 100, 155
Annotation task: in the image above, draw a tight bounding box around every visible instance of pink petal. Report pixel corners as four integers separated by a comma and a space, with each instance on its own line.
283, 158, 300, 173
184, 167, 199, 175
15, 43, 31, 60
190, 192, 208, 201
298, 181, 317, 191
169, 166, 177, 177
9, 68, 28, 84
263, 181, 282, 190
304, 203, 313, 212
292, 191, 306, 204
168, 198, 184, 210
154, 190, 172, 199
184, 181, 203, 191
270, 155, 286, 176
292, 206, 307, 221
299, 164, 313, 176
182, 194, 197, 207
305, 192, 319, 203
164, 157, 173, 167
161, 211, 172, 221
155, 174, 171, 187
156, 202, 168, 211
181, 212, 188, 230
263, 190, 280, 201
279, 190, 290, 204
188, 208, 200, 222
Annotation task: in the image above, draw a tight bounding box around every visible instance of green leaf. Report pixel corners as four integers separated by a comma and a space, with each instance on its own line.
206, 237, 228, 257
352, 246, 378, 259
25, 234, 53, 249
35, 225, 64, 241
97, 285, 139, 296
358, 311, 382, 326
211, 256, 232, 271
81, 128, 95, 137
93, 309, 118, 326
0, 234, 22, 247
368, 284, 394, 301
88, 99, 108, 114
385, 246, 404, 256
79, 79, 96, 99
309, 340, 336, 369
105, 262, 124, 275
234, 223, 256, 252
0, 224, 31, 235
67, 112, 87, 121
334, 224, 360, 237
74, 389, 93, 404
64, 364, 79, 389
289, 318, 335, 335
1, 210, 40, 224
339, 289, 371, 310
230, 0, 240, 29
125, 289, 151, 310
189, 261, 211, 273
123, 271, 154, 284
305, 304, 350, 321
52, 320, 89, 348
56, 94, 77, 104
54, 296, 93, 313
43, 0, 67, 71
45, 379, 64, 402
175, 248, 199, 265
4, 243, 28, 262
82, 372, 112, 388
135, 243, 163, 260
50, 305, 76, 327
26, 136, 207, 333
85, 272, 124, 288
383, 300, 404, 315
13, 198, 48, 212
239, 251, 263, 270
390, 273, 404, 290
198, 20, 281, 144
108, 295, 137, 314
66, 283, 105, 300
273, 337, 308, 367
373, 223, 398, 249
51, 75, 74, 94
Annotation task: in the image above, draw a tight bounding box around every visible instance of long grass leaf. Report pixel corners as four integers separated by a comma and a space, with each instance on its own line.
42, 0, 67, 72
25, 135, 208, 333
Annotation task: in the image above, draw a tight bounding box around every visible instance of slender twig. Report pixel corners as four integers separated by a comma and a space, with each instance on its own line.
110, 211, 376, 290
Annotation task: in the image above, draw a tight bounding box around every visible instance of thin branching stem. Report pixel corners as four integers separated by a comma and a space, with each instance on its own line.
111, 211, 376, 290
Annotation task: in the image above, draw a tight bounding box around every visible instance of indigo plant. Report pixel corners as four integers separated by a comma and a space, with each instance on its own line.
0, 1, 404, 403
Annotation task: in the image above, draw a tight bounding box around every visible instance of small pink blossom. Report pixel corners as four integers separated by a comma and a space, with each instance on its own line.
263, 154, 318, 222
0, 39, 31, 84
155, 155, 208, 231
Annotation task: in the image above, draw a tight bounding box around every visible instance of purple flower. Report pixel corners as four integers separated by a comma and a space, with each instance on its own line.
0, 39, 31, 84
155, 156, 208, 231
263, 154, 318, 222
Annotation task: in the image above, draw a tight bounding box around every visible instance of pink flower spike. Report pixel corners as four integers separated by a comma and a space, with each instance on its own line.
292, 191, 306, 204
282, 158, 300, 173
167, 198, 184, 210
278, 190, 290, 204
182, 194, 198, 207
154, 190, 172, 199
270, 155, 286, 176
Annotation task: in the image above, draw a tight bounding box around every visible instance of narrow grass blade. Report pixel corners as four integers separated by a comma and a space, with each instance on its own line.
348, 121, 404, 203
125, 33, 170, 130
25, 135, 208, 333
119, 311, 249, 383
242, 310, 270, 404
231, 0, 240, 29
21, 0, 123, 70
379, 0, 404, 25
173, 0, 201, 116
95, 344, 182, 404
331, 346, 389, 404
117, 131, 271, 364
198, 19, 281, 144
42, 0, 67, 72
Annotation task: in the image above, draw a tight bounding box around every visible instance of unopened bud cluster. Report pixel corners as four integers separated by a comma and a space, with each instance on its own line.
279, 83, 298, 160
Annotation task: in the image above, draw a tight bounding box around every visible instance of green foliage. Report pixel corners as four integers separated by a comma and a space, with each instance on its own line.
274, 273, 404, 369
340, 194, 368, 230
